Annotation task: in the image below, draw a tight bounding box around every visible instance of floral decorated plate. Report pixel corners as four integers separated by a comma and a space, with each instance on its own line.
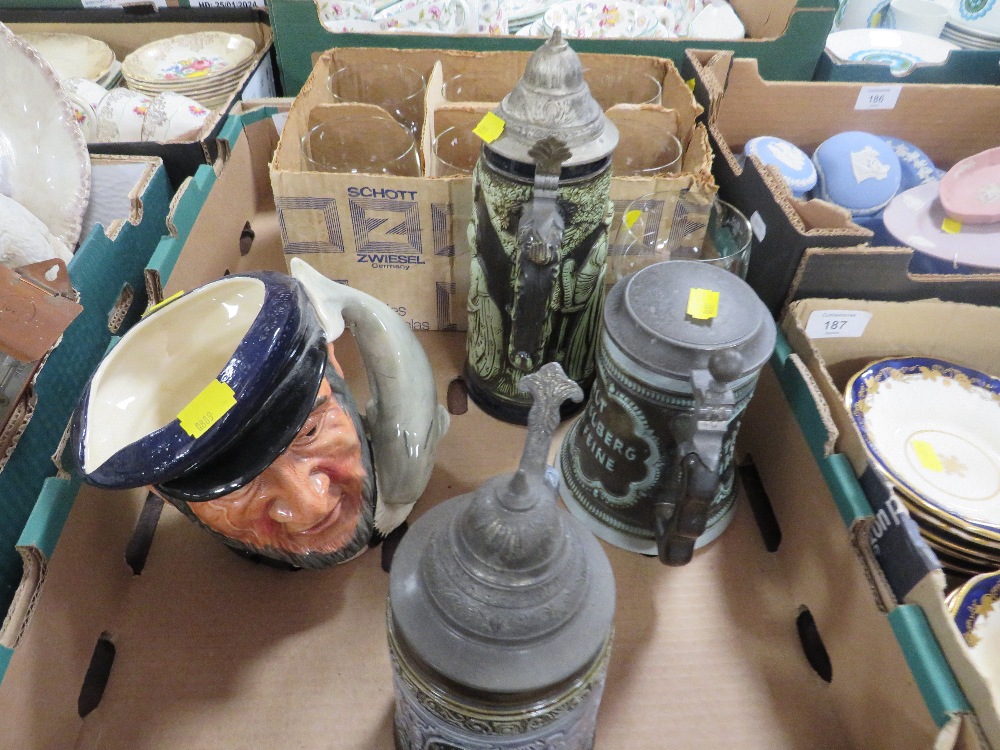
884, 181, 1000, 270
0, 22, 90, 250
122, 32, 256, 85
846, 357, 1000, 534
542, 0, 661, 37
18, 32, 115, 83
949, 569, 1000, 646
939, 147, 1000, 225
825, 28, 958, 75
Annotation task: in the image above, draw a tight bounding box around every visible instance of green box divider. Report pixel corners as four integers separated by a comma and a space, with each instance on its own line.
890, 605, 971, 726
17, 477, 81, 560
0, 647, 11, 685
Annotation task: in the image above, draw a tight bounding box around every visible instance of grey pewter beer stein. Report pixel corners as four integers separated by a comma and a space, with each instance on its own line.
387, 363, 616, 750
464, 30, 619, 424
559, 260, 776, 566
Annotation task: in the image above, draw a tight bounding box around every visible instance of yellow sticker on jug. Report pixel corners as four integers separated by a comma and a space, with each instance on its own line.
686, 288, 719, 320
177, 380, 237, 439
941, 217, 962, 234
624, 209, 642, 229
911, 439, 943, 472
143, 290, 185, 318
474, 112, 505, 144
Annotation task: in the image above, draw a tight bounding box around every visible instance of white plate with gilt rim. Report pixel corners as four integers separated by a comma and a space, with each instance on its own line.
17, 32, 116, 83
122, 32, 256, 86
846, 356, 1000, 534
0, 22, 90, 250
825, 28, 958, 75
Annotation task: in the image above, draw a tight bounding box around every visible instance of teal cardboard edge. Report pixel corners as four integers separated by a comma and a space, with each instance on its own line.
268, 0, 834, 95
889, 605, 971, 726
769, 331, 871, 526
814, 49, 1000, 85
0, 163, 171, 619
0, 647, 10, 685
17, 477, 82, 559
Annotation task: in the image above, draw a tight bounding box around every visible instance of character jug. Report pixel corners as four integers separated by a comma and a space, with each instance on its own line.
559, 261, 776, 566
465, 30, 619, 424
387, 363, 616, 750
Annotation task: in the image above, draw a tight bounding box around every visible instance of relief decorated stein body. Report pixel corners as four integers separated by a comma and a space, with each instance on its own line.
465, 31, 618, 424
559, 261, 776, 565
388, 364, 616, 749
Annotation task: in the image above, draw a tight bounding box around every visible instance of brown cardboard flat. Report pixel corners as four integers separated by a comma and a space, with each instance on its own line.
270, 47, 716, 333
685, 49, 1000, 315
0, 114, 949, 749
784, 297, 1000, 748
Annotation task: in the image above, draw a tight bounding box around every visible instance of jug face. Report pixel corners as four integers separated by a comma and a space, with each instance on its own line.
165, 348, 377, 569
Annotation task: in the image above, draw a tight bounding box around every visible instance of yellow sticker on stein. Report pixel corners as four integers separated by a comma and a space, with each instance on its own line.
686, 78, 696, 92
941, 217, 962, 234
911, 439, 943, 473
686, 288, 719, 320
473, 112, 506, 144
177, 380, 237, 439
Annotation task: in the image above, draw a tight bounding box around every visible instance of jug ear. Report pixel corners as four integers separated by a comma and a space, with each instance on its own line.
290, 259, 450, 534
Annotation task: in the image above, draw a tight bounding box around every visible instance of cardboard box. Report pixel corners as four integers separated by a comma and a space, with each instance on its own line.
0, 111, 969, 749
0, 155, 172, 649
270, 46, 715, 332
683, 49, 1000, 316
1, 7, 276, 189
268, 0, 836, 96
781, 296, 1000, 749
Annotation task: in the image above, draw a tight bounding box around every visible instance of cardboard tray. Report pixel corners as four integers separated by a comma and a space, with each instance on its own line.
270, 46, 716, 333
780, 296, 1000, 749
268, 0, 837, 96
0, 109, 971, 749
0, 155, 173, 649
0, 7, 276, 189
682, 49, 1000, 317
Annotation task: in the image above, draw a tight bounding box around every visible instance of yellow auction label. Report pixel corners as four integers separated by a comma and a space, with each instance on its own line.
686, 78, 696, 92
624, 209, 642, 229
143, 290, 185, 318
941, 217, 962, 234
911, 439, 943, 473
177, 380, 237, 439
686, 288, 719, 320
473, 112, 505, 144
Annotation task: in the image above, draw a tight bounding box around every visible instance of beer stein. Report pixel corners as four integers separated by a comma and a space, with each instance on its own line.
388, 363, 615, 749
465, 30, 618, 424
559, 260, 776, 565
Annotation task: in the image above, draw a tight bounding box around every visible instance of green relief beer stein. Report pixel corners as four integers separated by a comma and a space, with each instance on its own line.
464, 30, 618, 424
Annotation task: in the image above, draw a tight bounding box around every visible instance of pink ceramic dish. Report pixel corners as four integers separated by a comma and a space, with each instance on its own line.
939, 146, 1000, 224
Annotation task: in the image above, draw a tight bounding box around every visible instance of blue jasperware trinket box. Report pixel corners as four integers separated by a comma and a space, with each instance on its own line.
813, 131, 902, 217
882, 137, 944, 192
744, 136, 817, 197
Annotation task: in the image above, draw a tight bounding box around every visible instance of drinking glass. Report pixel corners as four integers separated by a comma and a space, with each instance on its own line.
609, 192, 753, 284
441, 71, 521, 102
432, 126, 481, 176
583, 70, 662, 111
301, 114, 422, 176
328, 63, 426, 138
612, 132, 683, 177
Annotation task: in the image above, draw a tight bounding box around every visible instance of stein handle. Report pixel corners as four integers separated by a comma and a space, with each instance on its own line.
654, 452, 722, 566
653, 349, 743, 566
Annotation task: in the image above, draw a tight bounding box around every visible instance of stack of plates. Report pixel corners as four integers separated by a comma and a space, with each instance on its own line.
941, 20, 1000, 49
121, 32, 257, 110
18, 32, 122, 89
846, 356, 1000, 576
509, 0, 554, 30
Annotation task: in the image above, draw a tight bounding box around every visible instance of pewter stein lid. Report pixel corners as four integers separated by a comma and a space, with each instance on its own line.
606, 261, 776, 382
388, 364, 615, 694
488, 30, 619, 168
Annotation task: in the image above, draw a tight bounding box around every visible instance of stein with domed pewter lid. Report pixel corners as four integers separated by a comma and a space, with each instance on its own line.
558, 259, 776, 565
464, 30, 618, 425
